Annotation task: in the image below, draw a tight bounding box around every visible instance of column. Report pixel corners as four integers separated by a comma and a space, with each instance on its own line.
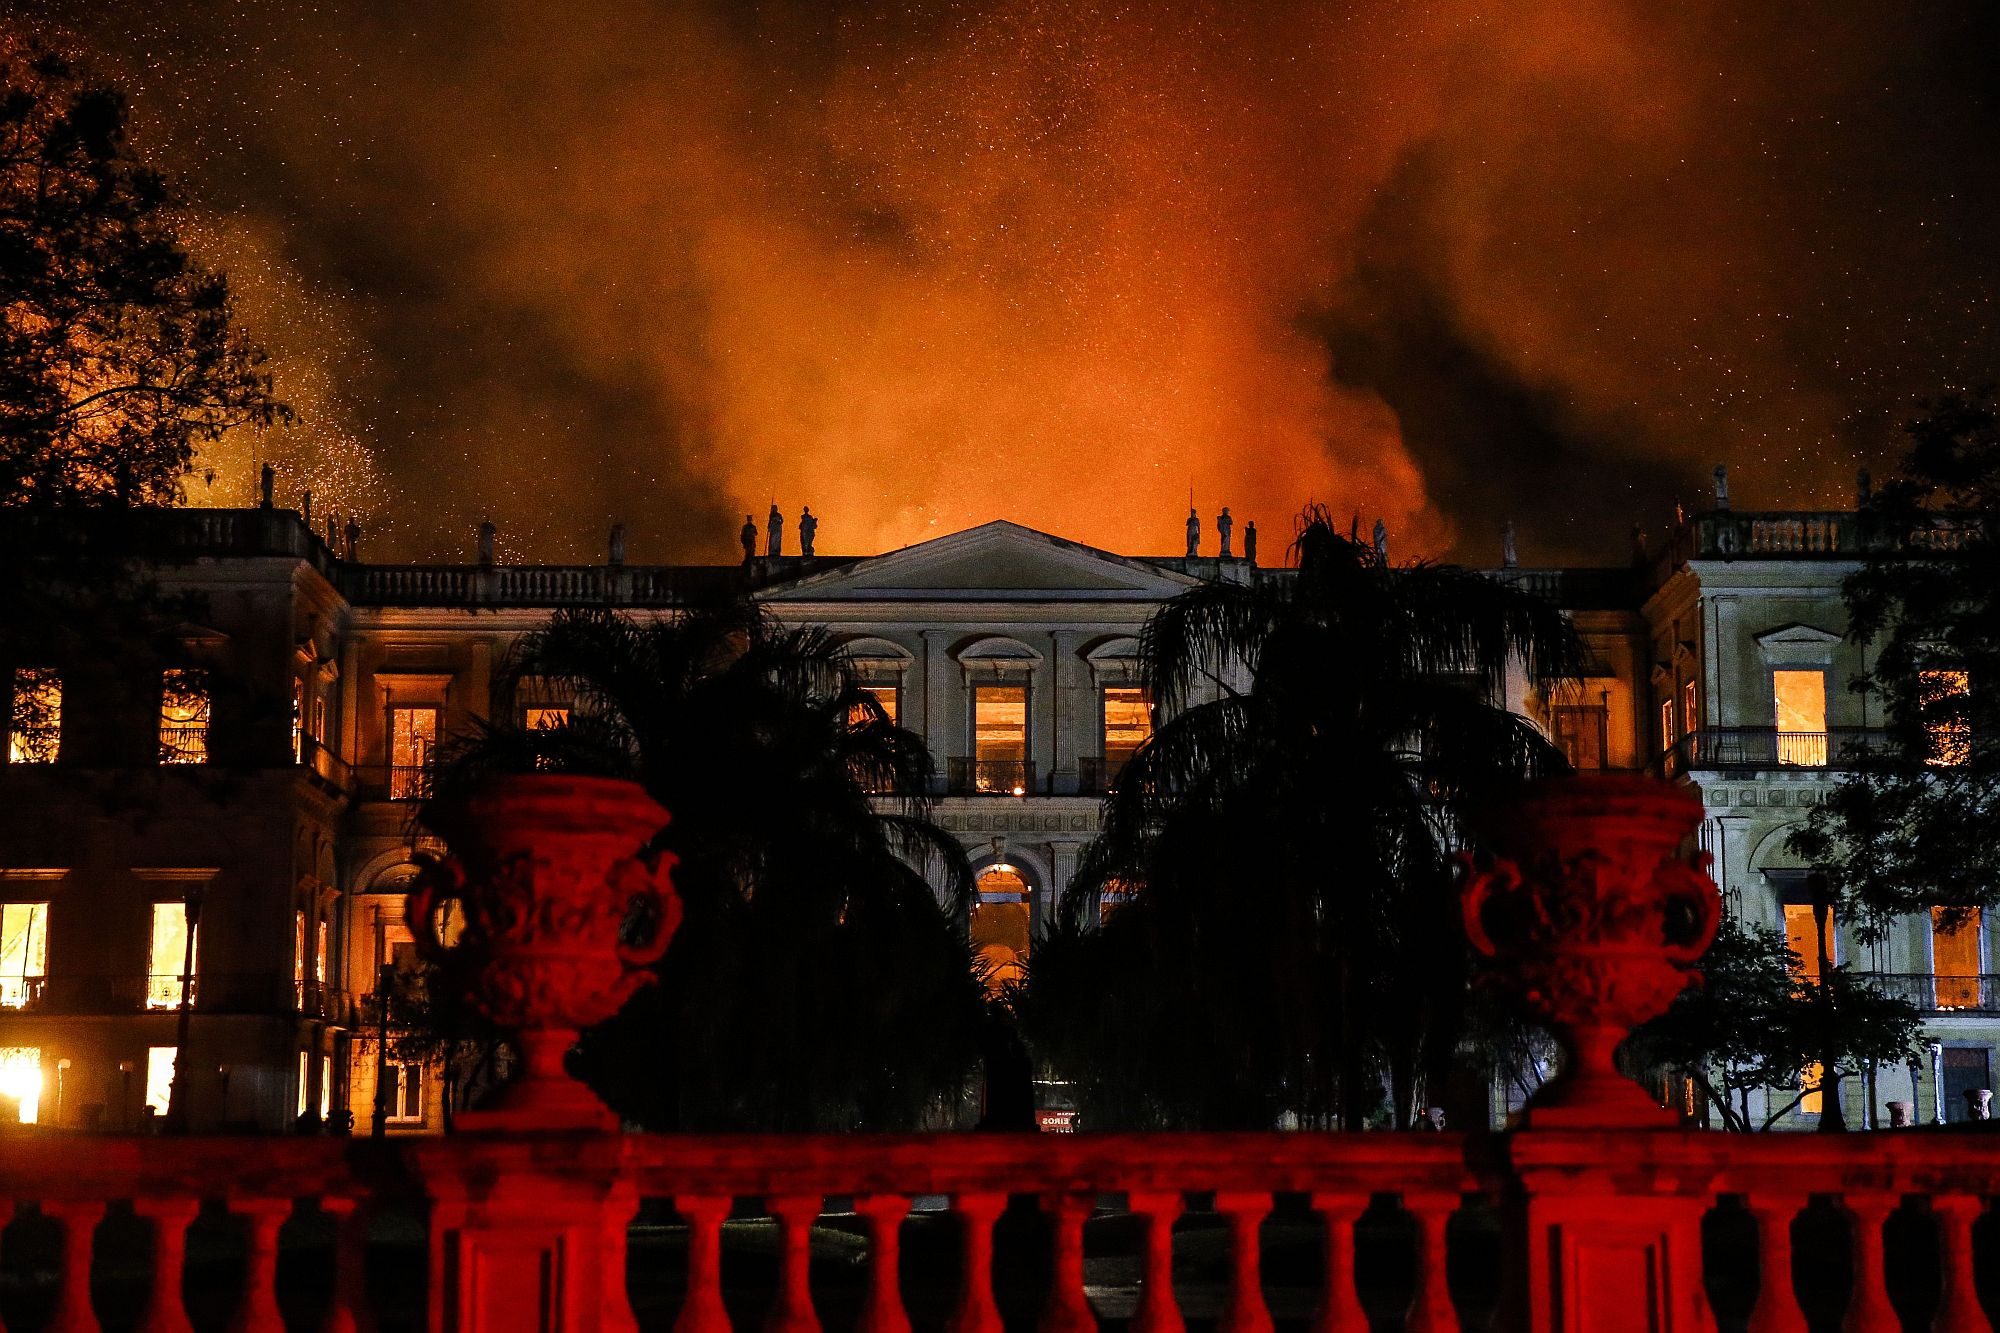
1049, 630, 1085, 793
1031, 631, 1058, 793
922, 630, 955, 784
1045, 841, 1080, 934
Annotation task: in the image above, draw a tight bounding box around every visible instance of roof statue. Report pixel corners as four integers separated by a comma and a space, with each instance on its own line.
259, 461, 275, 508
478, 520, 496, 567
740, 515, 757, 563
767, 502, 784, 558
1243, 521, 1257, 566
1186, 505, 1201, 558
608, 522, 626, 567
799, 506, 817, 558
1713, 464, 1730, 511
1502, 519, 1518, 569
1217, 506, 1233, 558
1372, 518, 1387, 561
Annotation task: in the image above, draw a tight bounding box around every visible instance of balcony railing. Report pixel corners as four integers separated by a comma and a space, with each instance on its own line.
946, 757, 1036, 796
296, 735, 352, 789
0, 974, 46, 1009
156, 725, 210, 766
1861, 972, 2000, 1015
355, 763, 433, 802
16, 972, 334, 1016
1662, 726, 1891, 775
1076, 755, 1130, 795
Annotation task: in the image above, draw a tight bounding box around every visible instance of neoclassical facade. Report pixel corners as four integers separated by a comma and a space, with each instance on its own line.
0, 497, 1984, 1132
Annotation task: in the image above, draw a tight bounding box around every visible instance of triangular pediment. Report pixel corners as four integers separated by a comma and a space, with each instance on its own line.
1754, 623, 1843, 648
759, 521, 1201, 603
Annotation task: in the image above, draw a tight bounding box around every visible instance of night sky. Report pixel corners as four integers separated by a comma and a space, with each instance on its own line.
17, 1, 2000, 566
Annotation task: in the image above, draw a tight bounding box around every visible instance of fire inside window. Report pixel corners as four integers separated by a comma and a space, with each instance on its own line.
973, 685, 1028, 793
8, 668, 61, 764
0, 1046, 42, 1124
0, 903, 49, 1008
1101, 685, 1151, 777
1552, 706, 1607, 770
159, 669, 211, 765
524, 706, 569, 731
850, 684, 898, 728
147, 901, 196, 1010
389, 706, 439, 800
1920, 669, 1972, 767
1772, 670, 1827, 766
145, 1046, 176, 1117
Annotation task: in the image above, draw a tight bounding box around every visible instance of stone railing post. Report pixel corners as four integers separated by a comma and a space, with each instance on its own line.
1463, 774, 1723, 1333
408, 774, 681, 1332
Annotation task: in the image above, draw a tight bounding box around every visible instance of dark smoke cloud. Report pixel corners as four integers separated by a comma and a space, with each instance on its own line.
18, 0, 2000, 565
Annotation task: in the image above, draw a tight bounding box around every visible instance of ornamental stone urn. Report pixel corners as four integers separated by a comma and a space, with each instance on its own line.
1461, 773, 1720, 1128
409, 774, 681, 1130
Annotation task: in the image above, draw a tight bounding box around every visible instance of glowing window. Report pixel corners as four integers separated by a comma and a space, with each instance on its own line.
0, 903, 48, 1008
1772, 671, 1827, 766
1800, 1060, 1824, 1116
973, 686, 1028, 792
1101, 686, 1151, 774
850, 685, 898, 728
8, 668, 61, 764
1682, 679, 1698, 736
293, 910, 307, 986
159, 669, 211, 765
1659, 698, 1674, 752
388, 1061, 424, 1122
144, 1046, 175, 1116
292, 679, 306, 761
1783, 902, 1835, 981
1099, 877, 1135, 924
1933, 907, 1983, 1010
524, 706, 569, 731
970, 865, 1031, 995
0, 1046, 41, 1124
310, 691, 328, 744
315, 918, 329, 986
1920, 669, 1971, 767
320, 1054, 333, 1119
296, 1050, 309, 1118
147, 901, 197, 1010
389, 707, 439, 800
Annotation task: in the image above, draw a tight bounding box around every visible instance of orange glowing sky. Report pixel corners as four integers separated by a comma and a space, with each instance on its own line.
22, 0, 2000, 564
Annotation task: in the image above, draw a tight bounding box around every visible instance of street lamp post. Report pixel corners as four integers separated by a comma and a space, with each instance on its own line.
164, 880, 205, 1134
1807, 871, 1846, 1132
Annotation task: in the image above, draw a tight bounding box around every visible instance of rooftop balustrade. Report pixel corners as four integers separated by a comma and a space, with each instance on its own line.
0, 772, 1996, 1332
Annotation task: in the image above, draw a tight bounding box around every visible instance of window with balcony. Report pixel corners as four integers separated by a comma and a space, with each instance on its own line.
0, 903, 49, 1008
389, 706, 439, 800
320, 1053, 333, 1120
971, 685, 1029, 794
1920, 669, 1972, 767
0, 1046, 41, 1124
147, 901, 197, 1009
1772, 670, 1827, 766
144, 1046, 176, 1117
292, 678, 306, 761
294, 910, 307, 986
1782, 901, 1835, 981
1101, 686, 1151, 780
315, 918, 329, 988
970, 864, 1031, 995
1933, 907, 1983, 1010
1552, 706, 1608, 770
8, 668, 61, 764
159, 669, 211, 764
1682, 679, 1698, 736
387, 1060, 425, 1123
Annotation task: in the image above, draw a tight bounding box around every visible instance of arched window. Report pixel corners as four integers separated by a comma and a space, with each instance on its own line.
970, 863, 1032, 995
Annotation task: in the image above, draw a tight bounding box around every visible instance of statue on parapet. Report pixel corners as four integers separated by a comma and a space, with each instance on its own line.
260, 461, 275, 508
799, 506, 817, 558
766, 502, 784, 558
1243, 521, 1257, 566
1502, 519, 1518, 569
1713, 464, 1730, 511
1372, 518, 1387, 561
478, 520, 496, 567
739, 515, 757, 563
608, 523, 625, 567
1186, 505, 1200, 558
1217, 506, 1233, 558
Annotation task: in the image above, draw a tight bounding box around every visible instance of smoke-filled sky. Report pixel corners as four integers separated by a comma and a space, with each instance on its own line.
18, 1, 2000, 564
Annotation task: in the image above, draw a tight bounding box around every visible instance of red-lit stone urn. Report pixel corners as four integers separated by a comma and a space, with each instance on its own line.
1461, 773, 1719, 1127
409, 774, 681, 1130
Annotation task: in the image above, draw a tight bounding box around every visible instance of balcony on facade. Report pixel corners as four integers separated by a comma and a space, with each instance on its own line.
946, 758, 1037, 797
5, 972, 324, 1018
355, 764, 433, 803
1864, 973, 2000, 1016
1075, 755, 1130, 796
1662, 726, 1891, 777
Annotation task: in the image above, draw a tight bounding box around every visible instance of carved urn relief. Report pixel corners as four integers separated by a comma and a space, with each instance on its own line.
1461, 773, 1720, 1127
410, 774, 680, 1129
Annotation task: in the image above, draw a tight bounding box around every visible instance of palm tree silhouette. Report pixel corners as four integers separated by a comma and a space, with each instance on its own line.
426, 597, 983, 1131
1021, 506, 1585, 1129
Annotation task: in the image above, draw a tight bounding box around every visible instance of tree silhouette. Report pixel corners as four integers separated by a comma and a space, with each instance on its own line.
424, 599, 985, 1131
1018, 507, 1585, 1129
